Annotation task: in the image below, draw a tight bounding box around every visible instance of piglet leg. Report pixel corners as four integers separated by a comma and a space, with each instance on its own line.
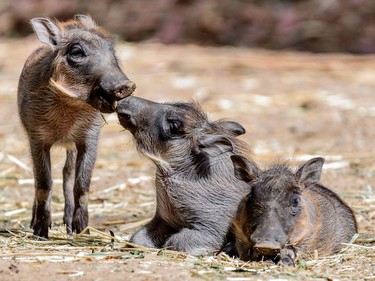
279, 246, 297, 266
63, 149, 76, 235
130, 215, 176, 248
72, 141, 97, 234
29, 142, 53, 239
164, 227, 222, 256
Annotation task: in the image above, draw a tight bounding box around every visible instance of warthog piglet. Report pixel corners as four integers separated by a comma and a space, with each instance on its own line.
117, 96, 254, 255
230, 156, 357, 265
18, 15, 136, 238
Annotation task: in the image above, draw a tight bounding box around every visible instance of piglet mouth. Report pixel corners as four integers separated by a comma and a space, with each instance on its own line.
90, 86, 118, 113
246, 242, 282, 263
249, 250, 280, 263
117, 111, 136, 131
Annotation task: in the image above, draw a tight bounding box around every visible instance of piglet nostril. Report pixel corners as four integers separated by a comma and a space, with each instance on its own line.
125, 80, 136, 95
114, 91, 124, 101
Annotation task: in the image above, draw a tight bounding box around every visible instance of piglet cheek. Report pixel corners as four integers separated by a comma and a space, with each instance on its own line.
288, 204, 312, 245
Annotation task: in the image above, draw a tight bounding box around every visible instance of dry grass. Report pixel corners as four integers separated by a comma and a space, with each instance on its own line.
0, 225, 374, 280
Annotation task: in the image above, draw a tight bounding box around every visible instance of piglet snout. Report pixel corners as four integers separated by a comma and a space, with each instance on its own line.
120, 80, 136, 99
253, 241, 282, 256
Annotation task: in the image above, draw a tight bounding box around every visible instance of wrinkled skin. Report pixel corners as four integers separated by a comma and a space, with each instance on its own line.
17, 15, 136, 238
230, 156, 358, 265
117, 96, 253, 256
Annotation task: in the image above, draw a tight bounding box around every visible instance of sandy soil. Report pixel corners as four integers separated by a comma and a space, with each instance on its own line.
0, 37, 374, 280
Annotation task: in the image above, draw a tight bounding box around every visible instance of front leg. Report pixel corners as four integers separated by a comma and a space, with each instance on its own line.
130, 214, 176, 248
279, 246, 297, 266
29, 142, 53, 239
72, 141, 97, 234
219, 229, 238, 257
164, 227, 224, 256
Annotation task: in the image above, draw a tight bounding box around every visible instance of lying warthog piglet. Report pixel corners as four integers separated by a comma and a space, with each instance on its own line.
230, 156, 357, 265
18, 15, 136, 238
117, 96, 254, 255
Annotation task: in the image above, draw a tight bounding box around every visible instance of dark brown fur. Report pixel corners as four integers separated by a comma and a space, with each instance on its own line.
117, 96, 254, 255
230, 156, 357, 265
18, 15, 135, 238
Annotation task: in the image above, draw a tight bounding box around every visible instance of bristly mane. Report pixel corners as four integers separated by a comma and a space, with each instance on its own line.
256, 161, 298, 196
57, 17, 113, 40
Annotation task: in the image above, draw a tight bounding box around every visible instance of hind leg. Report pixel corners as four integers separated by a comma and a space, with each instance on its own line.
71, 140, 97, 234
63, 149, 76, 235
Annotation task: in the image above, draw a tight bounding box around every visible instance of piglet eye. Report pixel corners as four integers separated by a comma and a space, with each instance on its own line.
291, 194, 301, 215
70, 46, 84, 57
292, 197, 300, 207
169, 120, 182, 135
67, 44, 86, 64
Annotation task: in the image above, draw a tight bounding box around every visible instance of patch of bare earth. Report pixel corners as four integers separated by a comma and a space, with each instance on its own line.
0, 37, 374, 280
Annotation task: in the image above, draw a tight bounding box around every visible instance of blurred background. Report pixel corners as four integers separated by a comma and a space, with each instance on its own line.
1, 0, 374, 53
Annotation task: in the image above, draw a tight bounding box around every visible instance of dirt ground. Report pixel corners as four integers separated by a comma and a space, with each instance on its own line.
0, 37, 374, 280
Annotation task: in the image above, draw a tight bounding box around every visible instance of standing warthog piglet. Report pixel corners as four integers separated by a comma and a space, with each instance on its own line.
18, 15, 136, 238
230, 156, 357, 265
117, 96, 255, 255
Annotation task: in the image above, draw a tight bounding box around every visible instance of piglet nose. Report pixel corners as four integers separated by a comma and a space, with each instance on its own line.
253, 241, 281, 256
114, 80, 136, 101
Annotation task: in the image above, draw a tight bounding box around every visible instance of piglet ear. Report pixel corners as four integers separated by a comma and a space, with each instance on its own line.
231, 155, 258, 183
296, 157, 325, 188
197, 135, 233, 157
75, 14, 97, 29
219, 121, 246, 136
30, 18, 61, 47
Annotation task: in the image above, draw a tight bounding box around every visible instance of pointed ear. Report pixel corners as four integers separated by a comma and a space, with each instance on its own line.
219, 121, 246, 136
30, 18, 61, 47
296, 157, 325, 188
230, 155, 258, 183
75, 14, 97, 29
196, 135, 233, 157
